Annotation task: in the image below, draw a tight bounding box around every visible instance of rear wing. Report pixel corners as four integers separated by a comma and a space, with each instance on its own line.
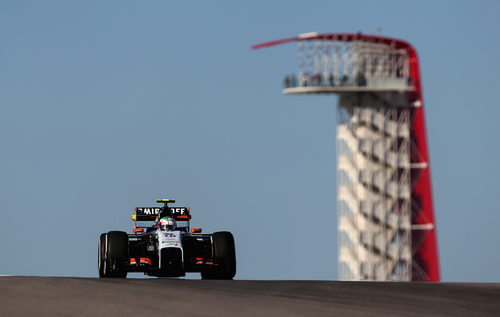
133, 207, 191, 221
132, 206, 191, 230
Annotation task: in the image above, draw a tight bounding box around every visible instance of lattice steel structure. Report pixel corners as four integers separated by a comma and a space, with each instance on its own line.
253, 33, 439, 281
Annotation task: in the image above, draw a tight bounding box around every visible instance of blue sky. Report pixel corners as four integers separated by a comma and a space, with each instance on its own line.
1, 0, 499, 281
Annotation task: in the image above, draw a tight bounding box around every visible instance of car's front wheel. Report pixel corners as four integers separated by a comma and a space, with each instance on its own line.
100, 231, 128, 278
201, 231, 236, 280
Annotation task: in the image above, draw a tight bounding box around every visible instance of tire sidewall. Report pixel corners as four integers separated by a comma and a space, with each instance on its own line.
207, 231, 236, 279
106, 231, 128, 278
98, 233, 106, 277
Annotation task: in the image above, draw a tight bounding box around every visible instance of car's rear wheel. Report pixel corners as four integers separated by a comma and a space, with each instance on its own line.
201, 231, 236, 280
102, 231, 128, 278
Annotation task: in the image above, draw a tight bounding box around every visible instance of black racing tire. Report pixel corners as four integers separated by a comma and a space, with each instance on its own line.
98, 233, 106, 278
201, 231, 236, 280
103, 231, 128, 278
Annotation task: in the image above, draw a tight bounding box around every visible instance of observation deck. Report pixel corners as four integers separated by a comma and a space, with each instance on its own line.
283, 78, 413, 94
254, 32, 416, 95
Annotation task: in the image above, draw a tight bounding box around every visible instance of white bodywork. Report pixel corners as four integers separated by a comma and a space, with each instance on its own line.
157, 230, 184, 268
157, 230, 182, 248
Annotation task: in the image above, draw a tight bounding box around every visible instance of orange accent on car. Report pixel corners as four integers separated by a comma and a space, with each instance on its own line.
133, 228, 144, 233
191, 228, 202, 233
130, 258, 137, 265
140, 258, 151, 265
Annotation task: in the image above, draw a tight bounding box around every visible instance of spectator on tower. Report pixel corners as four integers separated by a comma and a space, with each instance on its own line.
340, 74, 349, 86
301, 73, 309, 87
356, 72, 367, 86
328, 73, 334, 86
284, 75, 290, 88
314, 73, 322, 86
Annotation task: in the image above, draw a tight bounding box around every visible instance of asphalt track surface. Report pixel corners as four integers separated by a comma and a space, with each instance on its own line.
0, 277, 499, 316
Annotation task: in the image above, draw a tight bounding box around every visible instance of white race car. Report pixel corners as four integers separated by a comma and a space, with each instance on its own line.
98, 198, 236, 279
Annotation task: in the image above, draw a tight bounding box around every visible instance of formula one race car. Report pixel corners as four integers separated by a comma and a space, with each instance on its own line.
98, 199, 236, 279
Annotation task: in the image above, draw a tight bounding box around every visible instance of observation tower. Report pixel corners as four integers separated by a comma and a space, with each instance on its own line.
253, 33, 439, 281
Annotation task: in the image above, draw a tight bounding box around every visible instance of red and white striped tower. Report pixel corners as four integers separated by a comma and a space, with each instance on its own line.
253, 33, 439, 281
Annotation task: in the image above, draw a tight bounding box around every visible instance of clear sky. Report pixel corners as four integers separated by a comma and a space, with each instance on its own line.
1, 0, 499, 281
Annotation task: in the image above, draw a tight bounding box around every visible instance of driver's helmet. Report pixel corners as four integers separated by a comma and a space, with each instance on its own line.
158, 216, 176, 231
